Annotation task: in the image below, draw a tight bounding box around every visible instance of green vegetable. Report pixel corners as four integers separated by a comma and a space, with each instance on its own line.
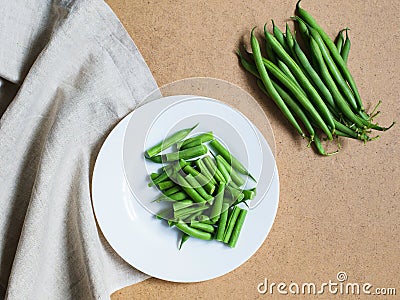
217, 155, 245, 187
174, 204, 208, 220
228, 209, 248, 248
216, 203, 230, 241
176, 173, 207, 203
202, 156, 226, 183
177, 132, 214, 150
164, 145, 208, 162
210, 182, 226, 222
158, 180, 175, 190
173, 200, 194, 211
183, 165, 216, 194
184, 174, 213, 201
145, 124, 198, 158
335, 29, 345, 53
223, 206, 241, 243
190, 220, 215, 233
341, 28, 350, 64
179, 234, 190, 250
175, 220, 213, 241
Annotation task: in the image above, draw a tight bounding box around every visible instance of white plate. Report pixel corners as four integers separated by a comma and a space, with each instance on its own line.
92, 95, 279, 282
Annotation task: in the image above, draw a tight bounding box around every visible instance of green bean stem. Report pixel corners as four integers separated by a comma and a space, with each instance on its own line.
341, 28, 350, 64
335, 29, 345, 53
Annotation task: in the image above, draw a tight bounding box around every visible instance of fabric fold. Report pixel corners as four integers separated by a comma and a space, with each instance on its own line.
0, 0, 159, 298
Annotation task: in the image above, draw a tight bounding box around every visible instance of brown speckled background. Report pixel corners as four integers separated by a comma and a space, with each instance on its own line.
106, 0, 400, 298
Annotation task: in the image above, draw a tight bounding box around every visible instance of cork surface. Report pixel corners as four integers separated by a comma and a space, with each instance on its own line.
106, 0, 400, 299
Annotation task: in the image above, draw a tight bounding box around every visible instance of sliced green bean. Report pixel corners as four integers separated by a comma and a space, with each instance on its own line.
164, 145, 207, 162
184, 174, 213, 201
162, 186, 181, 196
242, 189, 255, 200
223, 206, 241, 243
177, 132, 214, 150
195, 158, 217, 185
210, 138, 257, 181
173, 200, 194, 211
158, 180, 175, 190
264, 30, 335, 133
215, 155, 231, 183
296, 1, 364, 112
210, 182, 225, 222
156, 207, 173, 220
251, 29, 306, 140
183, 165, 216, 194
228, 209, 248, 248
196, 215, 216, 225
217, 155, 245, 187
150, 173, 159, 180
203, 156, 226, 183
190, 220, 215, 233
145, 124, 198, 158
174, 205, 208, 219
154, 191, 188, 202
216, 203, 230, 241
176, 173, 207, 203
175, 220, 212, 241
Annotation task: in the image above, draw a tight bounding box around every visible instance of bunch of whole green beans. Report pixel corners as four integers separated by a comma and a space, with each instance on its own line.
145, 124, 256, 249
237, 1, 394, 155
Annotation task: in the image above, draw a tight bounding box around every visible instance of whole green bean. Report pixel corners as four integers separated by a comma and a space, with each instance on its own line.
177, 132, 214, 150
296, 1, 364, 111
145, 124, 198, 158
216, 203, 230, 241
175, 220, 212, 241
210, 182, 226, 222
341, 28, 350, 64
190, 220, 215, 233
308, 27, 358, 112
309, 37, 366, 128
335, 29, 345, 53
228, 208, 248, 248
264, 30, 335, 132
223, 206, 241, 243
267, 80, 315, 140
183, 165, 216, 194
277, 60, 302, 90
176, 173, 207, 203
259, 50, 332, 139
164, 145, 207, 162
293, 39, 336, 111
251, 28, 305, 140
272, 20, 289, 52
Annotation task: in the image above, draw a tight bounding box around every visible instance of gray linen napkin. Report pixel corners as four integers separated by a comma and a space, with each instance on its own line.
0, 0, 160, 298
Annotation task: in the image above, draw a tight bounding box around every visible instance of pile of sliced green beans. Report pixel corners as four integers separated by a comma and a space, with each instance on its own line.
145, 124, 256, 249
237, 0, 394, 155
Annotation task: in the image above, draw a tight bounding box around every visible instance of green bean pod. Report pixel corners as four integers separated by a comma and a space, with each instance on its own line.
264, 30, 335, 133
335, 29, 345, 53
211, 138, 257, 183
195, 158, 217, 185
216, 203, 230, 241
293, 39, 336, 111
272, 20, 289, 52
175, 220, 213, 241
277, 60, 302, 90
177, 132, 214, 150
250, 28, 306, 140
223, 206, 241, 243
228, 209, 248, 248
190, 220, 215, 233
296, 1, 364, 111
173, 200, 194, 212
210, 182, 226, 222
202, 156, 226, 184
158, 180, 175, 190
183, 165, 216, 194
164, 145, 207, 162
341, 28, 350, 64
145, 124, 198, 157
217, 155, 245, 187
184, 174, 213, 201
176, 173, 207, 203
215, 155, 231, 183
308, 27, 358, 112
174, 205, 208, 219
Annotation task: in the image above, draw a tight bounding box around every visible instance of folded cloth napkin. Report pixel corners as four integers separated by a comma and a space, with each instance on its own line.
0, 0, 160, 298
